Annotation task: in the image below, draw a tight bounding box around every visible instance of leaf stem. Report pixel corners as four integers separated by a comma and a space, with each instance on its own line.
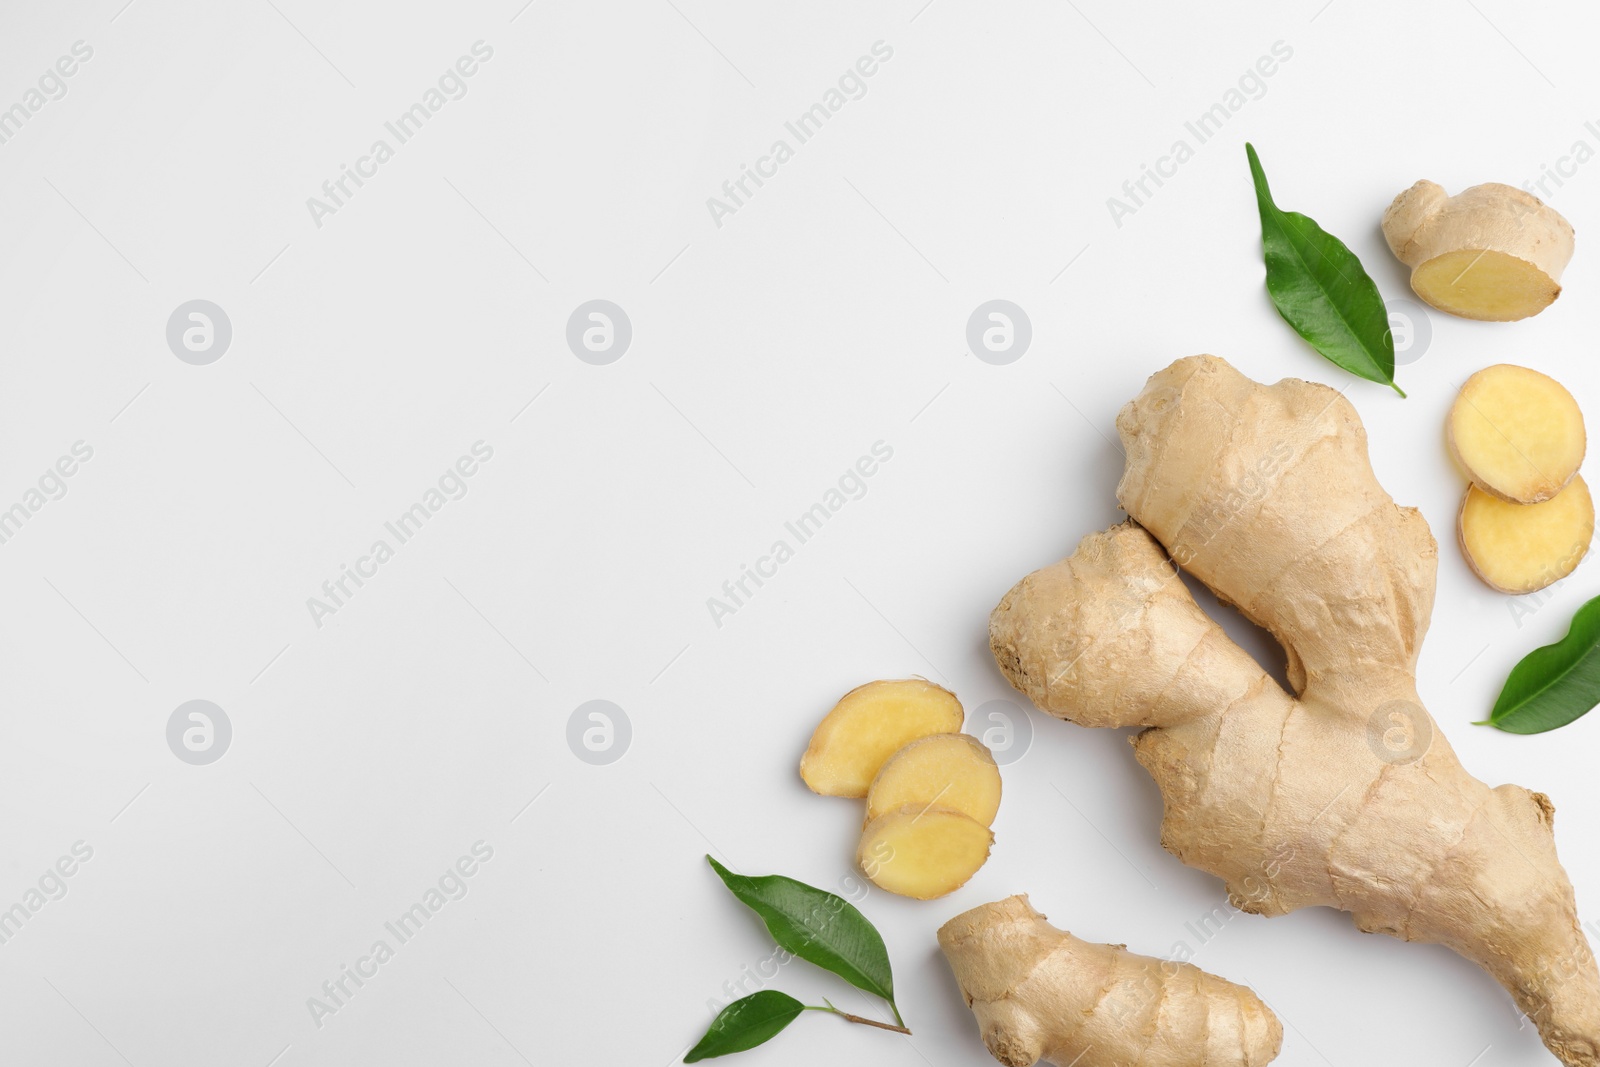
804, 1004, 912, 1035
1390, 381, 1407, 399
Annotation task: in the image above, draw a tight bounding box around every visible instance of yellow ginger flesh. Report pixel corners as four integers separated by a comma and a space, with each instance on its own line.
865, 733, 1001, 826
1448, 363, 1585, 504
799, 678, 962, 797
1459, 478, 1593, 594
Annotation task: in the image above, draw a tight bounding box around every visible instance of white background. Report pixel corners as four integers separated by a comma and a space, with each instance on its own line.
1, 1, 1598, 1064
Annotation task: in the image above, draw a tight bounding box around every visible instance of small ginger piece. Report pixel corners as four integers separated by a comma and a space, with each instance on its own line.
866, 733, 1001, 827
1383, 180, 1574, 321
1450, 364, 1586, 503
940, 896, 1283, 1067
1459, 477, 1593, 594
857, 804, 991, 899
799, 679, 962, 797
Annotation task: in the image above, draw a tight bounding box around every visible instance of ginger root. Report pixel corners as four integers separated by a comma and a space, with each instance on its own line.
990, 356, 1600, 1065
939, 895, 1282, 1067
1382, 180, 1574, 321
1450, 364, 1586, 503
866, 733, 1001, 826
1460, 477, 1593, 594
799, 679, 962, 797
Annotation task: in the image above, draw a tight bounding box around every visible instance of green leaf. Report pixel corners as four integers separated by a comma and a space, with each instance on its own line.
1480, 594, 1600, 734
684, 991, 805, 1062
706, 856, 897, 1010
1245, 143, 1404, 397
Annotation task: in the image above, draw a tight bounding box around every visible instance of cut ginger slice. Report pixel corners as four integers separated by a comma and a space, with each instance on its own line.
1409, 250, 1561, 322
1449, 364, 1585, 503
799, 679, 963, 797
857, 804, 992, 899
866, 734, 1001, 827
1459, 477, 1593, 594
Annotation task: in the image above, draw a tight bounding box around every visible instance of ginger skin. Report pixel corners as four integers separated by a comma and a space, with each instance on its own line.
939, 895, 1282, 1067
990, 356, 1600, 1065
